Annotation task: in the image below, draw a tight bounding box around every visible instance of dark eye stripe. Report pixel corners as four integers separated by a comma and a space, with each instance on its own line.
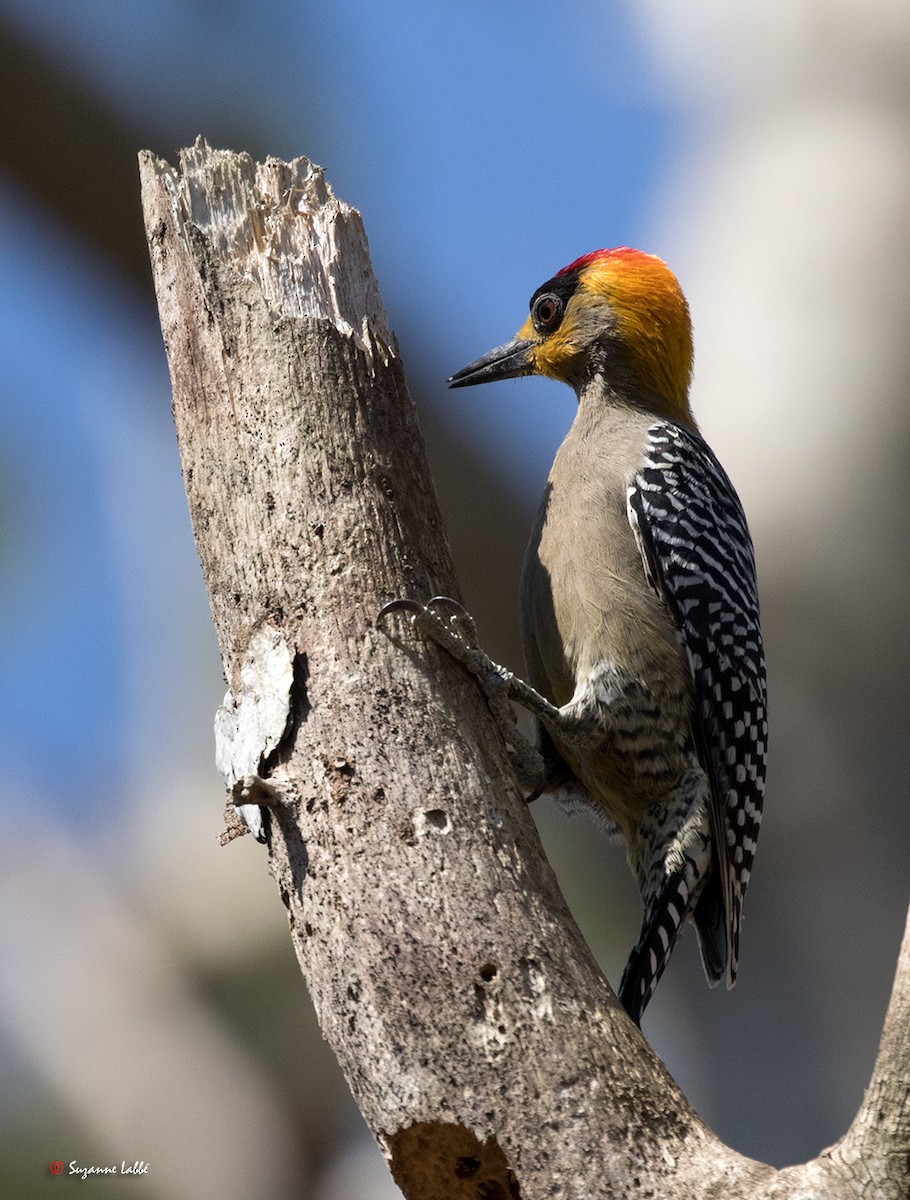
530, 269, 581, 312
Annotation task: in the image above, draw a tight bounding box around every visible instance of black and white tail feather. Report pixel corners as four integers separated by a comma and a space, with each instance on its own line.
618, 764, 716, 1023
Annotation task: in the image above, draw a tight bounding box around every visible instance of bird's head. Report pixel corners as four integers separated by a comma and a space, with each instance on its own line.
449, 248, 694, 425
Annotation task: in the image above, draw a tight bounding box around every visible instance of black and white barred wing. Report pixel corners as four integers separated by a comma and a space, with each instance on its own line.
627, 421, 768, 983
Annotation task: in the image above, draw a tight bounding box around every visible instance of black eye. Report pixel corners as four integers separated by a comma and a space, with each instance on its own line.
532, 292, 564, 334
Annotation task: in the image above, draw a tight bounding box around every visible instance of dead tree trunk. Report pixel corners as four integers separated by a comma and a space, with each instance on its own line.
139, 140, 909, 1200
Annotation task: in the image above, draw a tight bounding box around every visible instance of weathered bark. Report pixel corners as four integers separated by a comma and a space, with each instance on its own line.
139, 139, 910, 1200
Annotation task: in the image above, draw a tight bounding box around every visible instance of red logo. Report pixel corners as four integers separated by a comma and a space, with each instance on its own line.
49, 1161, 64, 1175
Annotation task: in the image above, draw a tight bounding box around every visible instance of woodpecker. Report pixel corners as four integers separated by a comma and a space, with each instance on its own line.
384, 248, 767, 1024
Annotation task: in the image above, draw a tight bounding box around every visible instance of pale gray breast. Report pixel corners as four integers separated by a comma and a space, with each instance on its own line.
520, 401, 692, 740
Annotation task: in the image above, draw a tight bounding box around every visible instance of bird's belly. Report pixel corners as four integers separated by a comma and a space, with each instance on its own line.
555, 666, 689, 838
521, 483, 693, 837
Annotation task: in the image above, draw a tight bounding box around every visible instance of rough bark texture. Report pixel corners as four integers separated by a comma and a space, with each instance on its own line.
139, 140, 909, 1200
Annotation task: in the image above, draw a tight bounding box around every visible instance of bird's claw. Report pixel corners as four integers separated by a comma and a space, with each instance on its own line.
377, 597, 425, 622
378, 594, 545, 794
378, 594, 511, 710
425, 595, 479, 645
378, 595, 482, 663
378, 595, 477, 642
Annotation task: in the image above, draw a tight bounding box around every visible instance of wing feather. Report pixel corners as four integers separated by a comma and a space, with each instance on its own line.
627, 421, 768, 983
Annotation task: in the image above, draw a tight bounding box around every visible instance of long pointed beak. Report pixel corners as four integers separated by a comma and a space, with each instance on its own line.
448, 336, 535, 388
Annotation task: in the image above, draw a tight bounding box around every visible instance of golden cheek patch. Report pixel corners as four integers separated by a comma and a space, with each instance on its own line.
516, 306, 589, 382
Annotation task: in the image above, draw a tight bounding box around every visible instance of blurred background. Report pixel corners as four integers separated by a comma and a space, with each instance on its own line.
2, 1, 909, 1195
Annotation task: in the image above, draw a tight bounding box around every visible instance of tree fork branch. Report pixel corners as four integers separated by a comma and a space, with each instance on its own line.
828, 904, 910, 1191
139, 140, 908, 1199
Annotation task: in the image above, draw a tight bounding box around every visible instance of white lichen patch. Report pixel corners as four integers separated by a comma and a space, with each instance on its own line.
214, 623, 294, 837
214, 622, 294, 786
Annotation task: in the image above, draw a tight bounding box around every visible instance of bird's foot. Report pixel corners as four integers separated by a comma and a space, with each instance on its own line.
378, 595, 545, 794
379, 595, 482, 665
